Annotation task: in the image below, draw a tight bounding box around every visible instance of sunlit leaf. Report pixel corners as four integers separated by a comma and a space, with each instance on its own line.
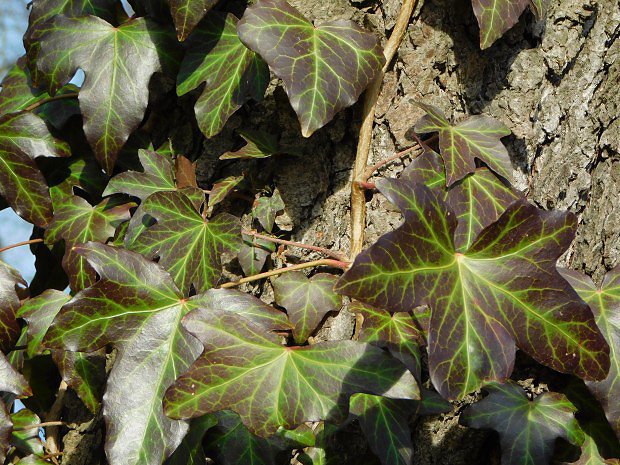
0, 352, 30, 397
0, 260, 26, 352
36, 15, 179, 173
43, 243, 203, 465
129, 190, 240, 294
53, 350, 106, 413
560, 266, 620, 439
237, 0, 384, 137
0, 112, 69, 227
164, 415, 217, 465
273, 272, 341, 343
177, 12, 269, 138
570, 434, 620, 465
11, 409, 44, 456
168, 0, 219, 41
460, 381, 584, 465
415, 103, 512, 186
164, 309, 419, 436
220, 130, 280, 160
208, 175, 243, 208
336, 179, 609, 399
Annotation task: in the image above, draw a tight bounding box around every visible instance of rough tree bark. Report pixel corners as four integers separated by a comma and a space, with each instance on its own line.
57, 0, 619, 463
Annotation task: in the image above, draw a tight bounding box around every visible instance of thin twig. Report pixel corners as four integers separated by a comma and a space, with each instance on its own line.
0, 238, 43, 254
14, 421, 66, 431
24, 93, 79, 112
350, 0, 418, 260
220, 259, 349, 289
362, 145, 422, 180
242, 230, 348, 262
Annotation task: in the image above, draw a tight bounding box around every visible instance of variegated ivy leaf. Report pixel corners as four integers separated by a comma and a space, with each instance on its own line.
177, 12, 269, 138
472, 0, 546, 49
164, 415, 218, 465
350, 394, 417, 465
128, 190, 241, 295
164, 310, 420, 436
273, 272, 342, 344
237, 0, 385, 137
42, 242, 204, 465
0, 112, 70, 227
103, 149, 176, 201
460, 381, 584, 465
401, 149, 520, 251
0, 260, 26, 352
237, 234, 276, 276
46, 196, 135, 292
0, 402, 11, 463
168, 0, 219, 41
253, 190, 285, 233
220, 130, 280, 160
11, 409, 45, 456
35, 15, 179, 173
415, 103, 512, 186
208, 175, 243, 208
560, 266, 620, 439
336, 179, 610, 399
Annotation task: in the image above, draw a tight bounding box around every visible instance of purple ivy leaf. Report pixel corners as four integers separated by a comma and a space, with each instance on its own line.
0, 261, 27, 352
220, 130, 280, 160
252, 190, 285, 233
208, 175, 244, 208
168, 0, 220, 41
237, 234, 276, 277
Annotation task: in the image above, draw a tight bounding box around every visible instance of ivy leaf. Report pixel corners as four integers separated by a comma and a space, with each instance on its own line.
220, 130, 280, 160
273, 272, 342, 344
208, 175, 243, 208
11, 409, 45, 456
471, 0, 538, 49
177, 12, 269, 138
48, 155, 108, 207
415, 103, 512, 186
46, 196, 135, 292
0, 260, 26, 352
164, 310, 420, 436
237, 0, 385, 137
129, 190, 241, 295
560, 266, 620, 438
401, 149, 520, 250
0, 112, 70, 227
336, 179, 610, 399
571, 434, 620, 465
188, 289, 293, 331
168, 0, 219, 41
43, 242, 203, 465
237, 234, 276, 276
164, 415, 217, 465
36, 15, 179, 173
0, 402, 12, 463
460, 381, 584, 465
0, 352, 30, 397
53, 350, 106, 413
253, 190, 285, 233
103, 149, 176, 200
350, 394, 417, 465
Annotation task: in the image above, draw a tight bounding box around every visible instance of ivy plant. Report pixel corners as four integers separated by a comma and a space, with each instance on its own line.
0, 0, 617, 465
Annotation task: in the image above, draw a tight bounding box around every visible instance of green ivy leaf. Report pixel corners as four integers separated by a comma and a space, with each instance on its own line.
129, 190, 241, 295
237, 234, 276, 276
273, 272, 342, 344
415, 103, 512, 186
0, 260, 26, 352
11, 409, 45, 456
46, 196, 135, 292
0, 112, 70, 227
471, 0, 544, 49
0, 56, 47, 116
177, 12, 269, 138
401, 149, 520, 250
0, 352, 31, 397
560, 266, 620, 439
48, 155, 109, 207
164, 309, 419, 436
350, 394, 417, 465
168, 0, 219, 41
15, 455, 56, 465
460, 381, 584, 465
253, 190, 285, 233
237, 0, 385, 137
220, 130, 280, 160
36, 15, 179, 173
43, 242, 203, 465
571, 434, 620, 465
208, 175, 244, 208
336, 179, 610, 399
164, 415, 218, 465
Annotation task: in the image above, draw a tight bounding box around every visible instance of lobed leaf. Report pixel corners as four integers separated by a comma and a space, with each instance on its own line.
43, 243, 203, 465
164, 309, 420, 436
237, 0, 385, 137
52, 350, 106, 414
0, 112, 69, 227
273, 272, 342, 343
177, 12, 269, 138
336, 179, 610, 399
36, 15, 179, 173
253, 190, 285, 233
48, 155, 108, 206
128, 190, 241, 295
560, 266, 620, 439
460, 381, 584, 465
415, 103, 512, 186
